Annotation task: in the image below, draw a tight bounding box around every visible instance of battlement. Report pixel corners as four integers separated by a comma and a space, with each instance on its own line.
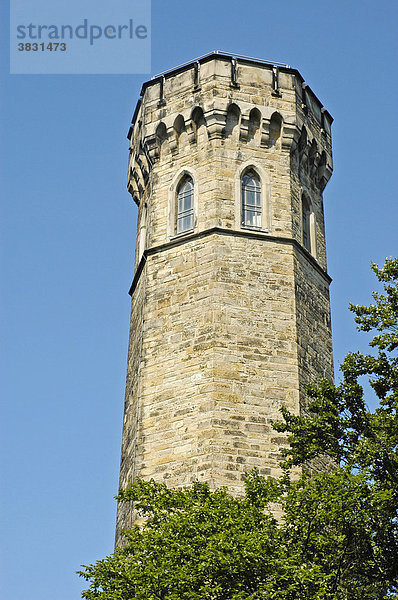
127, 52, 332, 210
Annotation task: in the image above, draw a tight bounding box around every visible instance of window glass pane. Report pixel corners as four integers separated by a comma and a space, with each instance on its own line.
255, 189, 261, 206
177, 176, 194, 233
183, 194, 192, 212
241, 170, 261, 227
246, 189, 255, 207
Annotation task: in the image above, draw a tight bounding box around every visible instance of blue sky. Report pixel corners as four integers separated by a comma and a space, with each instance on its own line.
1, 1, 397, 598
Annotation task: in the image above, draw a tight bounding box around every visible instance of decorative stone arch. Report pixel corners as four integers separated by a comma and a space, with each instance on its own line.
235, 161, 271, 232
317, 150, 329, 190
298, 126, 309, 171
308, 138, 319, 175
173, 114, 188, 150
191, 106, 208, 145
269, 111, 283, 147
247, 107, 262, 144
224, 103, 241, 140
298, 125, 308, 152
167, 167, 199, 240
155, 122, 169, 159
300, 188, 317, 257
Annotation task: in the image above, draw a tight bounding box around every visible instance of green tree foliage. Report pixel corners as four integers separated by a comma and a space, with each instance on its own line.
79, 259, 398, 599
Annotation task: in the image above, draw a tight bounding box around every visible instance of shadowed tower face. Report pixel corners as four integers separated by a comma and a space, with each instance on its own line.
116, 52, 334, 543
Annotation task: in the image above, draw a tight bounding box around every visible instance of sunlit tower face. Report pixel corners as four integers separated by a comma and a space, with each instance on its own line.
116, 52, 334, 545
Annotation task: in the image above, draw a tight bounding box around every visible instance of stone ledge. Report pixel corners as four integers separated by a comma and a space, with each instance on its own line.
129, 226, 332, 296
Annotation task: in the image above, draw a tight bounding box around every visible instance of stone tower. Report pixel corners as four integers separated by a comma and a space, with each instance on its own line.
116, 52, 334, 541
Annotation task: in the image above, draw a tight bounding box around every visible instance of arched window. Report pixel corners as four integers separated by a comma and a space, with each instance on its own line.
176, 176, 194, 234
302, 195, 311, 252
241, 170, 261, 228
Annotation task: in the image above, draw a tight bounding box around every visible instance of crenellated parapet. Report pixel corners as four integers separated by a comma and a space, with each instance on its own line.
127, 52, 333, 206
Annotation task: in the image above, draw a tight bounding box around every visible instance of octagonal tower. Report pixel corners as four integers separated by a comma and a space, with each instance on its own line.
116, 52, 334, 542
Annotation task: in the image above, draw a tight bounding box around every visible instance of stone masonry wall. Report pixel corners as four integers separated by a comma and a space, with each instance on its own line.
116, 54, 334, 543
